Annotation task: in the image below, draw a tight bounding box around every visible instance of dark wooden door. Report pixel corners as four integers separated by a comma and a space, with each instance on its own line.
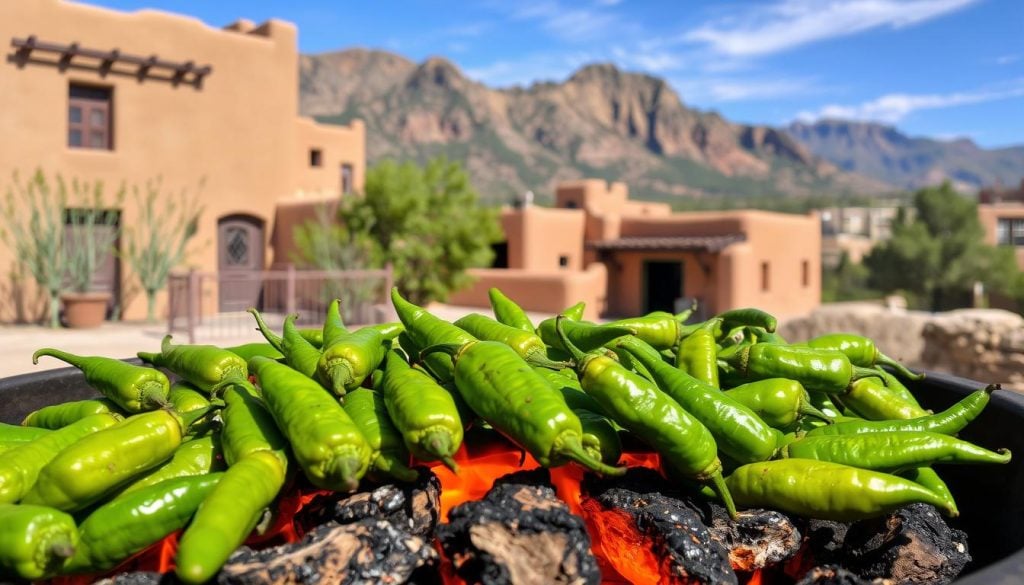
217, 216, 264, 312
643, 260, 683, 314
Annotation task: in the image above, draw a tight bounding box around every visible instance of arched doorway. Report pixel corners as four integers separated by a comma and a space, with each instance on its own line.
217, 214, 265, 312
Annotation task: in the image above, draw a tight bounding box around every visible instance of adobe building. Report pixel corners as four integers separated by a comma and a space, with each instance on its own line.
450, 180, 821, 320
978, 180, 1024, 270
0, 0, 364, 322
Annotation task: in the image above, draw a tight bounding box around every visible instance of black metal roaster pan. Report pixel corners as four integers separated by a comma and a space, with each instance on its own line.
1, 365, 1023, 583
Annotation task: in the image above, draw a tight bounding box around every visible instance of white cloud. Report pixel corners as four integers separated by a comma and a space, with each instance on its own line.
509, 0, 626, 42
610, 46, 685, 72
673, 77, 820, 103
685, 0, 980, 57
796, 81, 1024, 123
996, 54, 1020, 66
465, 53, 592, 87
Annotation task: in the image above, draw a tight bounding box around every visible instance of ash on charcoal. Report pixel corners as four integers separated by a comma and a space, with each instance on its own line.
92, 573, 176, 585
436, 469, 601, 585
840, 504, 971, 585
217, 518, 438, 585
795, 565, 892, 585
297, 468, 440, 537
582, 471, 737, 585
707, 508, 802, 572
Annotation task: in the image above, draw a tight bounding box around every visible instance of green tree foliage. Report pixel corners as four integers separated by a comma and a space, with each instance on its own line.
337, 157, 501, 306
863, 182, 1022, 311
821, 252, 878, 303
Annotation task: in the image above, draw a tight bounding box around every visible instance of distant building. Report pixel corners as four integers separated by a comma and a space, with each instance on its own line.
0, 0, 365, 322
818, 204, 905, 268
978, 183, 1024, 271
979, 180, 1024, 205
450, 179, 821, 320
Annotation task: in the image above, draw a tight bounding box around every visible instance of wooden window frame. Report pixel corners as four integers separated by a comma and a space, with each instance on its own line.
761, 261, 770, 292
341, 163, 354, 194
309, 148, 323, 167
69, 83, 113, 150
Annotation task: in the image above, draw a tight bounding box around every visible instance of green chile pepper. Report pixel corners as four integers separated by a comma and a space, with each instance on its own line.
343, 388, 418, 483
537, 317, 636, 354
726, 459, 957, 520
321, 298, 350, 348
715, 308, 778, 336
249, 309, 322, 379
555, 319, 734, 517
67, 473, 223, 573
0, 413, 120, 504
841, 376, 929, 421
22, 409, 204, 511
175, 451, 286, 585
560, 301, 587, 321
218, 384, 289, 466
0, 504, 78, 580
224, 342, 284, 362
488, 287, 534, 332
454, 313, 566, 368
249, 356, 371, 492
381, 350, 464, 471
675, 318, 721, 387
21, 398, 124, 429
532, 366, 609, 418
805, 384, 998, 437
877, 368, 922, 408
900, 467, 959, 516
0, 423, 51, 443
33, 348, 170, 412
0, 443, 16, 456
298, 327, 325, 348
366, 321, 405, 341
576, 409, 623, 466
618, 336, 779, 464
606, 312, 683, 350
748, 326, 787, 345
317, 326, 387, 396
801, 333, 922, 381
782, 431, 1011, 470
391, 287, 475, 384
117, 434, 223, 497
724, 379, 832, 428
168, 381, 211, 414
721, 343, 876, 393
138, 335, 252, 394
422, 340, 625, 477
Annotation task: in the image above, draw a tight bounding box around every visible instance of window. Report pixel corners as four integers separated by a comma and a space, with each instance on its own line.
340, 163, 354, 195
564, 200, 578, 209
802, 260, 810, 287
559, 255, 569, 268
761, 261, 770, 292
997, 219, 1011, 245
1012, 219, 1024, 246
69, 84, 112, 150
309, 149, 322, 167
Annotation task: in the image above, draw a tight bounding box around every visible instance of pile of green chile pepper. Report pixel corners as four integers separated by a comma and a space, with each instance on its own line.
0, 287, 1012, 581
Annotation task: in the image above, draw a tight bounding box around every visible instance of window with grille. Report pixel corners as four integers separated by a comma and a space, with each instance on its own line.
1013, 219, 1024, 246
225, 227, 249, 266
69, 84, 112, 150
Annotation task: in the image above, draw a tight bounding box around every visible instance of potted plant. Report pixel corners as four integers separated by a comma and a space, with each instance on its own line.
59, 181, 123, 329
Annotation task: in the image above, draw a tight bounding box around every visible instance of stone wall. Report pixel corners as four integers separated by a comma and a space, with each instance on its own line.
780, 303, 1024, 390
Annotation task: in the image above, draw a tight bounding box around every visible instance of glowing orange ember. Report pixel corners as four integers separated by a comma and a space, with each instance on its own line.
747, 568, 764, 585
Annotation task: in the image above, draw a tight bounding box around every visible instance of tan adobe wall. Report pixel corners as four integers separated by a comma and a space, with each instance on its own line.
447, 264, 608, 320
500, 206, 586, 271
604, 250, 718, 316
0, 0, 364, 322
978, 204, 1024, 270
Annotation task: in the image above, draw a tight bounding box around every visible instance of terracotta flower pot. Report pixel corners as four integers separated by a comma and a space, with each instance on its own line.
60, 292, 111, 329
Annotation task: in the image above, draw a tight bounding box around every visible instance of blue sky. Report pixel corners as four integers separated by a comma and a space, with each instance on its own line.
86, 0, 1024, 147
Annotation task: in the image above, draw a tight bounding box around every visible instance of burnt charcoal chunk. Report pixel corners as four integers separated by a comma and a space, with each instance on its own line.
795, 565, 890, 585
802, 519, 852, 566
296, 469, 440, 537
708, 508, 802, 571
93, 573, 176, 585
841, 504, 970, 584
587, 486, 737, 585
217, 519, 438, 585
437, 470, 600, 585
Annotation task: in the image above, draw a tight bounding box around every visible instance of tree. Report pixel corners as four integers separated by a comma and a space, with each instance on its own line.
863, 182, 1021, 311
338, 157, 502, 305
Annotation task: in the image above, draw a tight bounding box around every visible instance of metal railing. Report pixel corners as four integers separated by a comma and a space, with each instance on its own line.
167, 264, 394, 343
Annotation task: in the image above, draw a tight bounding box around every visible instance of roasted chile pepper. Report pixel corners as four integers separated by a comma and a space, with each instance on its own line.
723, 379, 832, 428
618, 336, 780, 464
168, 381, 211, 414
343, 388, 418, 483
726, 459, 958, 520
248, 356, 371, 492
555, 318, 735, 517
0, 423, 51, 442
138, 335, 252, 394
21, 398, 124, 429
67, 473, 223, 573
0, 504, 78, 580
224, 342, 284, 362
0, 413, 120, 504
117, 434, 223, 497
380, 350, 464, 471
720, 343, 876, 393
22, 408, 206, 511
33, 348, 170, 412
249, 309, 322, 379
317, 326, 387, 396
455, 313, 566, 368
391, 287, 475, 384
422, 339, 625, 477
488, 287, 535, 332
675, 318, 721, 387
537, 317, 635, 354
840, 376, 929, 421
801, 333, 923, 381
781, 431, 1011, 470
805, 384, 998, 437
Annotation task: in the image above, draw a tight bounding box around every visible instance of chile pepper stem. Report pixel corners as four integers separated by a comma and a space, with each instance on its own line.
48, 538, 76, 560
554, 316, 587, 363
31, 347, 84, 367
557, 435, 626, 477
707, 471, 738, 520
674, 299, 698, 322
419, 343, 465, 363
851, 366, 881, 383
327, 361, 354, 396
876, 355, 925, 381
798, 400, 834, 424
525, 354, 574, 370
247, 308, 284, 352
424, 430, 459, 473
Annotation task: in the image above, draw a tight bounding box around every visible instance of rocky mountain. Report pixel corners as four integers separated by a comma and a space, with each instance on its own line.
786, 120, 1024, 191
301, 50, 887, 204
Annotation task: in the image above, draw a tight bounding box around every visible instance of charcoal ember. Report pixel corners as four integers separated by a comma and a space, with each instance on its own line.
93, 573, 176, 585
583, 480, 737, 585
840, 504, 970, 584
437, 469, 600, 585
217, 519, 438, 585
296, 468, 440, 537
707, 508, 802, 572
802, 519, 852, 566
795, 565, 892, 585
